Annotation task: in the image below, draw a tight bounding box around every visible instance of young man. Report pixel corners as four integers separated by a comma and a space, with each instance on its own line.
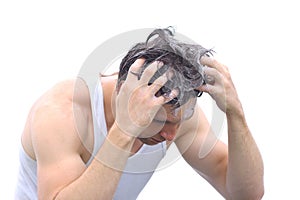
15, 28, 264, 199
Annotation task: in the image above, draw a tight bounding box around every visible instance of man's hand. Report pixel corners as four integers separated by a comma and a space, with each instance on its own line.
198, 56, 242, 115
115, 58, 178, 137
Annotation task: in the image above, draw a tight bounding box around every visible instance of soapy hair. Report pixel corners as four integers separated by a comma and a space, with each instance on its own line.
118, 27, 213, 107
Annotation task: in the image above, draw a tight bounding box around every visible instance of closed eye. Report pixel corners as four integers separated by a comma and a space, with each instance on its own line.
152, 118, 181, 125
152, 119, 166, 124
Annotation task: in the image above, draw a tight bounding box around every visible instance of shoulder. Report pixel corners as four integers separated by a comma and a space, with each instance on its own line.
176, 103, 209, 140
32, 79, 91, 128
24, 79, 95, 199
174, 103, 213, 154
26, 79, 93, 160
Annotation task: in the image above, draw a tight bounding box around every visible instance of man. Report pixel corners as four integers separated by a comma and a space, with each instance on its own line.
15, 28, 264, 199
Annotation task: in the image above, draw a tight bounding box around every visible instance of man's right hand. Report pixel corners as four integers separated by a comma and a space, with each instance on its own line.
114, 58, 177, 138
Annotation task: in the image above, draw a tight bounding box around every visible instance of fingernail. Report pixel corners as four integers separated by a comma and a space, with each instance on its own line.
200, 55, 209, 64
169, 89, 179, 98
157, 61, 164, 68
166, 69, 174, 79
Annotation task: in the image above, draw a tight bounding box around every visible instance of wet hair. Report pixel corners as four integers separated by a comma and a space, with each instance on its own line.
118, 27, 213, 108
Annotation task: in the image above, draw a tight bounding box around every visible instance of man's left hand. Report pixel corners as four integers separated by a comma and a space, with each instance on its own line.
198, 56, 242, 115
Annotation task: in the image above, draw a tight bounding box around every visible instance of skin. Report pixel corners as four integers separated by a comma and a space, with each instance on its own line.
21, 57, 264, 199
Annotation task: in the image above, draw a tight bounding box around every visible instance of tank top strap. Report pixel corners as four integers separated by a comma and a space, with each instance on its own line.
85, 79, 108, 166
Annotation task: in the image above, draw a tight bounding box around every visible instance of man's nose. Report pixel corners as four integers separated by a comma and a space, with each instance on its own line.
159, 126, 177, 141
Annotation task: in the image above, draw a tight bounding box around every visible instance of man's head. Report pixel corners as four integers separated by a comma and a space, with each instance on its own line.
118, 27, 212, 108
116, 27, 212, 144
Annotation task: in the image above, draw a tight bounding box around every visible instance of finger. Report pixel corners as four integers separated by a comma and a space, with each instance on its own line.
198, 83, 217, 95
203, 67, 221, 85
126, 58, 146, 82
198, 84, 210, 93
200, 56, 228, 75
149, 69, 174, 95
148, 74, 168, 95
156, 88, 179, 105
139, 61, 164, 84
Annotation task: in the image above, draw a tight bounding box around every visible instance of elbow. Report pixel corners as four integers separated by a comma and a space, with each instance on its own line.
251, 182, 265, 200
227, 185, 265, 200
246, 188, 264, 200
255, 187, 265, 200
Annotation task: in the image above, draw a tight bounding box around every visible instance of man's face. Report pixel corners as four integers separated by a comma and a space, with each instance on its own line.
138, 97, 196, 145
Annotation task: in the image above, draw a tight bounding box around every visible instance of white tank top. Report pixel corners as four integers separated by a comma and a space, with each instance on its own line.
15, 79, 167, 200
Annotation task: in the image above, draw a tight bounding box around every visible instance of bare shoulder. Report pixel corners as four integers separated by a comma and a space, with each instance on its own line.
21, 79, 95, 198
22, 78, 93, 161
175, 103, 207, 138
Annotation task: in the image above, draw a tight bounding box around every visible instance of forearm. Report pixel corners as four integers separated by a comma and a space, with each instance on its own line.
55, 124, 135, 200
226, 108, 264, 199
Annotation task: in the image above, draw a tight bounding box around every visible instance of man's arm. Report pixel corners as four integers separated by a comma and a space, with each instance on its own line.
175, 106, 229, 198
32, 103, 135, 200
31, 59, 173, 199
176, 56, 264, 199
225, 105, 264, 199
176, 105, 264, 199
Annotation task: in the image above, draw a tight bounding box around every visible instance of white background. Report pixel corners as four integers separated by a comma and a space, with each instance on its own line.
1, 0, 299, 199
